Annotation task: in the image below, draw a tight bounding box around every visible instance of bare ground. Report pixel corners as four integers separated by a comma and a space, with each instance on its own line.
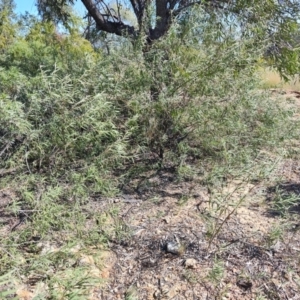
89, 166, 300, 300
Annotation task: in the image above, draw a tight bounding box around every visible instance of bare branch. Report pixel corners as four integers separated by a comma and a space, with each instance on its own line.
81, 0, 137, 37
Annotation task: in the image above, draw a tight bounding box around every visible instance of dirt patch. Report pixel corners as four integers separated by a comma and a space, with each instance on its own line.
88, 170, 300, 299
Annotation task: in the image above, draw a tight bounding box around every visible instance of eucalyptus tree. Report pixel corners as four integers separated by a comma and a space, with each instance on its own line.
36, 1, 300, 52
0, 0, 15, 12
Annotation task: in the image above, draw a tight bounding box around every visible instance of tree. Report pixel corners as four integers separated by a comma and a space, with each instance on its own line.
35, 0, 300, 102
0, 0, 15, 13
36, 1, 300, 51
0, 0, 17, 51
0, 14, 97, 76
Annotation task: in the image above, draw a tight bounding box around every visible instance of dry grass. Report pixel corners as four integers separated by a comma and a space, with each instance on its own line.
260, 68, 300, 90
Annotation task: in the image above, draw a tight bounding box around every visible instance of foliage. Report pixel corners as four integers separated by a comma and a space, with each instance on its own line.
0, 2, 300, 298
1, 5, 297, 206
36, 0, 300, 77
0, 12, 97, 76
0, 6, 17, 50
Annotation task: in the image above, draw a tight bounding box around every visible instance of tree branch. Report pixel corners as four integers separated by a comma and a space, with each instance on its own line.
81, 0, 137, 37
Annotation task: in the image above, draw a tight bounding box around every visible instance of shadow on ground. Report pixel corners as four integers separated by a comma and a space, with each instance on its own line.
266, 182, 300, 216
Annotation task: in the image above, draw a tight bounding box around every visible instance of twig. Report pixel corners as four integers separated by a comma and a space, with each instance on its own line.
0, 167, 20, 177
25, 150, 31, 174
18, 210, 41, 212
0, 142, 11, 157
207, 183, 257, 252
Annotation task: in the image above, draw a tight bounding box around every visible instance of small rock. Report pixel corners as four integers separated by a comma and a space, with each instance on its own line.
270, 241, 282, 252
153, 290, 161, 299
163, 216, 171, 224
37, 241, 59, 255
78, 254, 95, 266
184, 258, 197, 269
165, 241, 185, 256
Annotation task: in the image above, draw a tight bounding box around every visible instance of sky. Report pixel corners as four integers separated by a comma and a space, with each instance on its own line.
14, 0, 37, 14
14, 0, 86, 16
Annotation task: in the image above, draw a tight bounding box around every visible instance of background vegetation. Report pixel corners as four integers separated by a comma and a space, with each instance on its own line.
1, 0, 300, 298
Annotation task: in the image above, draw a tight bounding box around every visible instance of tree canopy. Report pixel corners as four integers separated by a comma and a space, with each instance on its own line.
33, 0, 300, 77
36, 1, 300, 44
